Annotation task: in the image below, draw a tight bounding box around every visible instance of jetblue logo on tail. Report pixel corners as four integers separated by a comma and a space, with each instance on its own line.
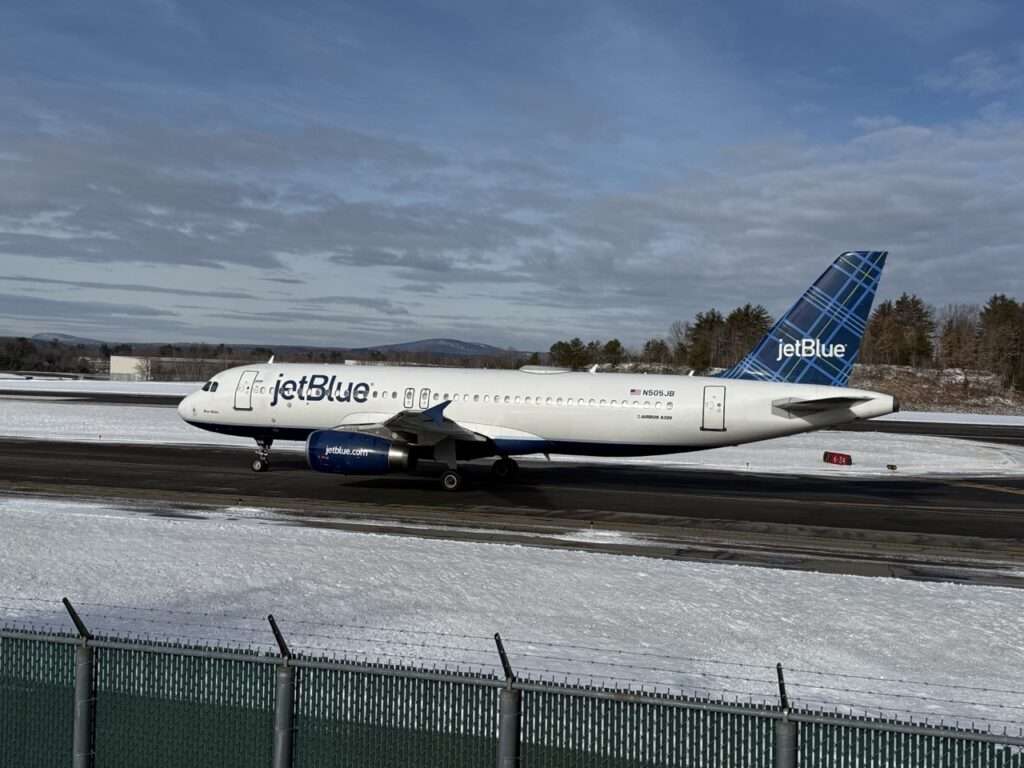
776, 339, 847, 362
719, 250, 887, 387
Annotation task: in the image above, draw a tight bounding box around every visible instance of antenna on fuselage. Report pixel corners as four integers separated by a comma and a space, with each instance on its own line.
588, 364, 598, 374
267, 355, 275, 364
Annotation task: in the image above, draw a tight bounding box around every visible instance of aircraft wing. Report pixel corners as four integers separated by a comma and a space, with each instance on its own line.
772, 396, 871, 416
329, 400, 486, 446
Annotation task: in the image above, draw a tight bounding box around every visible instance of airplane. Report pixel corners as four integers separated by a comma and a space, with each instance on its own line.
178, 250, 897, 491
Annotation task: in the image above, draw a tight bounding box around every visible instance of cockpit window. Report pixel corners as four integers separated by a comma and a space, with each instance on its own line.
201, 382, 211, 391
211, 382, 219, 392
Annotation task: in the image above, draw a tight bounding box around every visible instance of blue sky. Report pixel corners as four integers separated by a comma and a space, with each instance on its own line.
1, 0, 1023, 349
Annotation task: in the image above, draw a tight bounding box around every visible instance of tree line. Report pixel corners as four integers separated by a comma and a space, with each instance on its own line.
548, 303, 774, 371
861, 293, 1024, 390
548, 293, 1024, 391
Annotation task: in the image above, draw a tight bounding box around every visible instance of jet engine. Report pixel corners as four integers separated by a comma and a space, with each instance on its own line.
306, 430, 414, 475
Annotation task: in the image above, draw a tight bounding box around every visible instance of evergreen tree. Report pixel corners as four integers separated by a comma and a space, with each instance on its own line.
641, 338, 671, 365
549, 337, 588, 369
723, 304, 773, 366
685, 309, 726, 371
978, 295, 1024, 389
602, 339, 625, 367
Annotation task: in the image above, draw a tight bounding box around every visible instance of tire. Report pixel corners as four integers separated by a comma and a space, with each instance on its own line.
492, 458, 519, 481
251, 458, 266, 473
440, 470, 463, 492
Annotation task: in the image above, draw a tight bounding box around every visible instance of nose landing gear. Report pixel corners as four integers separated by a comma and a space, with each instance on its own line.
251, 439, 273, 472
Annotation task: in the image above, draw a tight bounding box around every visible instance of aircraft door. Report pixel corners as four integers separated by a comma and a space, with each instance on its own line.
233, 370, 259, 411
701, 385, 726, 431
418, 388, 431, 409
404, 388, 415, 408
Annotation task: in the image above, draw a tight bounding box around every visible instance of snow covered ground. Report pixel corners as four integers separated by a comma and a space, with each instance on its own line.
0, 494, 1020, 731
1, 396, 1023, 477
0, 378, 199, 395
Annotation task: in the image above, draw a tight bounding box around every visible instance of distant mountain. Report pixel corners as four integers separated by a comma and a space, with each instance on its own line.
32, 333, 105, 346
349, 338, 517, 358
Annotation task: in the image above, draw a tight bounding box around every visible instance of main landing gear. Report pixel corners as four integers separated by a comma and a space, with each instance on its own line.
491, 457, 519, 481
251, 439, 273, 472
440, 469, 463, 492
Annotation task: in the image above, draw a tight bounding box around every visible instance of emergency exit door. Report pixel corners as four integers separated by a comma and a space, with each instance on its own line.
701, 385, 726, 431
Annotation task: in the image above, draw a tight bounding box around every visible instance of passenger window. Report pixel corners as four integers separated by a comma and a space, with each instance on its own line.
556, 397, 563, 405
524, 396, 531, 404
655, 401, 663, 409
484, 395, 490, 402
443, 393, 450, 400
644, 401, 650, 408
545, 397, 553, 405
433, 393, 440, 401
474, 394, 480, 402
667, 402, 674, 410
504, 395, 511, 403
589, 398, 596, 406
514, 396, 521, 403
600, 399, 607, 406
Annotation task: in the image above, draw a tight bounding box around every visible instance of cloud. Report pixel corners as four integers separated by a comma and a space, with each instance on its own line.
0, 275, 254, 300
924, 49, 1024, 96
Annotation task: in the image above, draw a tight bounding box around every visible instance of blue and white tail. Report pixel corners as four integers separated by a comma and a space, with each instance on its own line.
719, 250, 887, 387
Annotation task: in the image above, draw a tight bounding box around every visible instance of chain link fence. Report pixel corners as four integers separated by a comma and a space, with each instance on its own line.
2, 601, 1023, 768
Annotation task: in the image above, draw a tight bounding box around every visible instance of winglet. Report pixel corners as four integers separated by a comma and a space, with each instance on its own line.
421, 400, 451, 425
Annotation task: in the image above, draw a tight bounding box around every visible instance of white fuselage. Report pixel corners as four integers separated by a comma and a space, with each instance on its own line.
178, 363, 896, 457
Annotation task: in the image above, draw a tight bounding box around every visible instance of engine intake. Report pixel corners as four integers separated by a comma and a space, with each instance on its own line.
306, 431, 413, 475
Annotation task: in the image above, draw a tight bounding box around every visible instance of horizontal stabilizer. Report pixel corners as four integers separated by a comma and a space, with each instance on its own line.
772, 396, 870, 416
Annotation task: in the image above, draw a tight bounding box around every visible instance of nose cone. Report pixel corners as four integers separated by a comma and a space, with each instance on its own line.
177, 393, 195, 422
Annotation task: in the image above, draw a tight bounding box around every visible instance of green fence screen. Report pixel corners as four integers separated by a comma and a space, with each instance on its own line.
0, 634, 75, 768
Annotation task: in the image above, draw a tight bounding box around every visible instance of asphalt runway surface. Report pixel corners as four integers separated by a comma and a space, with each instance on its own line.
1, 437, 1022, 587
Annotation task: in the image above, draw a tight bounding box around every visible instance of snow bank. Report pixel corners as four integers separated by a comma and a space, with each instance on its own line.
0, 495, 1020, 730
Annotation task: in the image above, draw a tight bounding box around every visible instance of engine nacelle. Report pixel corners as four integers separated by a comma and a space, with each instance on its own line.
306, 431, 413, 475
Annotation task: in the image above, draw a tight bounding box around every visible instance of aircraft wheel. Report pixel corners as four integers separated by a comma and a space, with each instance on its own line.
491, 458, 519, 480
440, 470, 463, 492
251, 458, 269, 473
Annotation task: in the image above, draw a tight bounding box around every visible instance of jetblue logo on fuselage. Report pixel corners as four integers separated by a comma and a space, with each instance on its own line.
776, 339, 847, 362
270, 374, 370, 406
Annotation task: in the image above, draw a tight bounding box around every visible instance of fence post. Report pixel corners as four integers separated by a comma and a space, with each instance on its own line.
494, 633, 521, 768
63, 598, 94, 768
774, 663, 797, 768
269, 615, 295, 768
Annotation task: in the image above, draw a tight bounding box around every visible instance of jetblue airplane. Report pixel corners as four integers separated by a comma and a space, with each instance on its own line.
178, 251, 897, 490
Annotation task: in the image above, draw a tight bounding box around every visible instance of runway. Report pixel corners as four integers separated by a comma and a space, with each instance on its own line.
1, 437, 1022, 587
